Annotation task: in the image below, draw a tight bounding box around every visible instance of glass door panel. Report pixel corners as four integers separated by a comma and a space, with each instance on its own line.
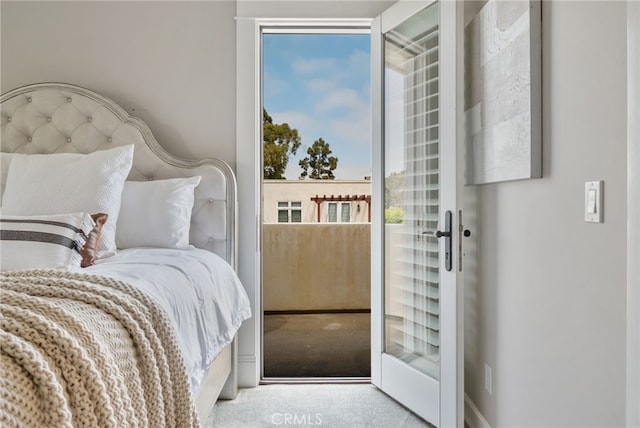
371, 0, 461, 424
383, 1, 441, 381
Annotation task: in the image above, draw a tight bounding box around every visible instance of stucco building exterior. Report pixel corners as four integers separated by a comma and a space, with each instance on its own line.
263, 179, 372, 223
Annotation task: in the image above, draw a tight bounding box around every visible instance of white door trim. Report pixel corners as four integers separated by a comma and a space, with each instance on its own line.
236, 17, 372, 387
369, 10, 383, 389
440, 1, 465, 424
236, 16, 262, 388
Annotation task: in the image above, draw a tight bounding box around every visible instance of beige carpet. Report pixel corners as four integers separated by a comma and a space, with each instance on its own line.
206, 384, 434, 428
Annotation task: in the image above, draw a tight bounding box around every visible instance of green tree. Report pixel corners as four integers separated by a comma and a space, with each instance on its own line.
263, 109, 302, 179
385, 171, 404, 208
384, 171, 404, 223
385, 206, 404, 224
298, 138, 338, 180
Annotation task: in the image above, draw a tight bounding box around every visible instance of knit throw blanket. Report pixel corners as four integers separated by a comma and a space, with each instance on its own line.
0, 269, 199, 428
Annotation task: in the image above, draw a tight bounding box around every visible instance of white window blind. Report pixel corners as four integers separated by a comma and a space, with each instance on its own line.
386, 19, 441, 377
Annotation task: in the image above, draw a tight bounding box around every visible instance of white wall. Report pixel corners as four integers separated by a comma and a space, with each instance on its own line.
1, 1, 237, 166
465, 1, 628, 426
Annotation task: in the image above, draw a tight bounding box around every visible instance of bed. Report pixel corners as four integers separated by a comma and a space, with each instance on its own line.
0, 82, 251, 427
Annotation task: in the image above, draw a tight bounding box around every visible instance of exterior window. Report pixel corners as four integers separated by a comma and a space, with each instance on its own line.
328, 202, 350, 223
328, 203, 337, 222
341, 202, 351, 222
278, 201, 302, 223
278, 209, 289, 223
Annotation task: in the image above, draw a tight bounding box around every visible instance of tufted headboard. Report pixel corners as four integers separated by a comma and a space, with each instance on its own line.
0, 82, 237, 269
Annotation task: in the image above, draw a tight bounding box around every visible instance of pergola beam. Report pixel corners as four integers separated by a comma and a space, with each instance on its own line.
310, 194, 372, 222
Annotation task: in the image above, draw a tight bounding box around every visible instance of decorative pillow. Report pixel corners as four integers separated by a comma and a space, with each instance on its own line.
0, 212, 96, 271
82, 213, 109, 267
0, 145, 134, 257
115, 176, 202, 249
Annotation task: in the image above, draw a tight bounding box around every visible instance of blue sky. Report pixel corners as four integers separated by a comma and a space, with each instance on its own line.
263, 33, 371, 180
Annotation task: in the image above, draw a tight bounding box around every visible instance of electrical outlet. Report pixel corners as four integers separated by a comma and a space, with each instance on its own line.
484, 363, 492, 395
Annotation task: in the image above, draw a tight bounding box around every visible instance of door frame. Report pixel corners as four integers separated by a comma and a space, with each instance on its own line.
236, 17, 374, 387
370, 1, 464, 425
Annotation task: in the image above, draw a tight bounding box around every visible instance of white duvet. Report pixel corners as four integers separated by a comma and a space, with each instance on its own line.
82, 247, 252, 393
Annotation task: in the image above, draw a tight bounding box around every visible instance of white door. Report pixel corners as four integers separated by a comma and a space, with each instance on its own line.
371, 1, 463, 426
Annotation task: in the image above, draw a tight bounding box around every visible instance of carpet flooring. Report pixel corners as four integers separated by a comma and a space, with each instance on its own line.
263, 313, 371, 378
206, 384, 434, 428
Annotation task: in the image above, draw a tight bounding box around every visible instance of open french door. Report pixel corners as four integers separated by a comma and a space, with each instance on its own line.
371, 1, 463, 427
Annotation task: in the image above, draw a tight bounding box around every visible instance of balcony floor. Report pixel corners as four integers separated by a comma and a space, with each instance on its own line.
263, 312, 371, 378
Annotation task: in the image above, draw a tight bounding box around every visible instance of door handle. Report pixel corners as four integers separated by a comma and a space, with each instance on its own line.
434, 210, 452, 272
434, 230, 450, 238
420, 211, 452, 271
421, 230, 449, 238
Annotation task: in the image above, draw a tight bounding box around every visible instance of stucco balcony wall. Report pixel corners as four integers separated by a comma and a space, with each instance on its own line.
263, 223, 371, 311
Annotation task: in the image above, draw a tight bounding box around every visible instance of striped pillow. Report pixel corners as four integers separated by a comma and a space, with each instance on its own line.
0, 212, 99, 271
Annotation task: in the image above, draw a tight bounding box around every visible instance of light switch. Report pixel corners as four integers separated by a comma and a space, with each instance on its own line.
587, 189, 597, 214
585, 181, 604, 223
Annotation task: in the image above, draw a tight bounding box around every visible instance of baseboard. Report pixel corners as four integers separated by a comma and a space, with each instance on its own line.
238, 354, 258, 388
464, 394, 492, 428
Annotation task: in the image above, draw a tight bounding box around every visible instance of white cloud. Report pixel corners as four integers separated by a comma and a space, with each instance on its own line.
263, 71, 289, 98
347, 49, 370, 78
270, 43, 373, 181
315, 88, 363, 113
334, 162, 373, 181
271, 111, 314, 131
272, 88, 371, 149
307, 78, 338, 93
329, 115, 371, 148
313, 86, 371, 148
291, 57, 337, 75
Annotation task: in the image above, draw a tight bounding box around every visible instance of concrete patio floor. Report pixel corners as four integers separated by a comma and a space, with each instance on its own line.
263, 312, 371, 378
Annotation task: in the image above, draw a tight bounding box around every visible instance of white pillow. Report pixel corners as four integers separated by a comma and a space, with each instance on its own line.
115, 176, 201, 249
0, 212, 95, 271
0, 145, 134, 257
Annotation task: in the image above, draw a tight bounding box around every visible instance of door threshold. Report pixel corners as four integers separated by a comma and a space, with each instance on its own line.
260, 377, 371, 385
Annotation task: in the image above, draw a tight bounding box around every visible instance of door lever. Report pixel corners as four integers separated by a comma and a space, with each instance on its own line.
434, 230, 450, 238
433, 210, 452, 271
420, 211, 452, 271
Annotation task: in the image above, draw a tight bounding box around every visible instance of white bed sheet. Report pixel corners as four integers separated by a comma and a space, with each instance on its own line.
81, 247, 251, 393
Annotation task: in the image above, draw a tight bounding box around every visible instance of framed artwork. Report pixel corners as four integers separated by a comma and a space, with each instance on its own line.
464, 0, 542, 184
